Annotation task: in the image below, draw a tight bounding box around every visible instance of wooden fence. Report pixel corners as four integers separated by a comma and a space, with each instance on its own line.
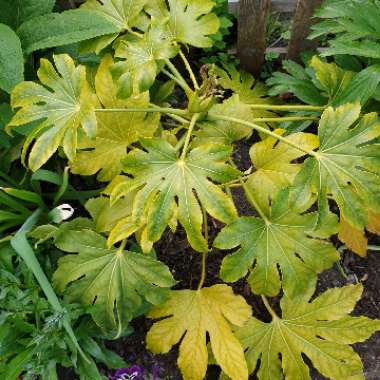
229, 0, 323, 75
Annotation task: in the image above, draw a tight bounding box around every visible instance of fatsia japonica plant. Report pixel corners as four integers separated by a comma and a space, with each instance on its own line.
4, 0, 380, 379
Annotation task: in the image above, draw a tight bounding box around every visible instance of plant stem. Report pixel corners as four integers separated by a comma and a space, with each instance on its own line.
165, 59, 192, 94
197, 206, 209, 291
240, 179, 270, 224
250, 116, 318, 123
212, 114, 319, 157
162, 68, 191, 93
224, 174, 252, 187
179, 50, 199, 90
149, 103, 190, 125
249, 104, 325, 111
261, 295, 279, 320
180, 114, 200, 160
95, 107, 187, 116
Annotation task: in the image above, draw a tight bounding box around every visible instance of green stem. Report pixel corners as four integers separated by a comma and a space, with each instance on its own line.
180, 114, 200, 160
249, 104, 325, 111
224, 174, 252, 187
250, 116, 318, 123
179, 49, 199, 90
240, 179, 270, 224
149, 103, 190, 125
197, 206, 209, 291
165, 59, 192, 94
162, 68, 191, 93
212, 114, 319, 157
95, 107, 187, 116
261, 295, 279, 320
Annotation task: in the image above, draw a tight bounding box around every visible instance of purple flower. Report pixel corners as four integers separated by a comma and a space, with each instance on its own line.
110, 365, 144, 380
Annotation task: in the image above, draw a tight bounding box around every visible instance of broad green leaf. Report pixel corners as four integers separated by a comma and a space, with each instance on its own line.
0, 0, 55, 29
214, 189, 339, 298
111, 139, 239, 252
8, 54, 97, 171
114, 22, 178, 95
80, 0, 149, 53
236, 284, 380, 380
166, 0, 220, 48
17, 9, 119, 55
267, 59, 326, 106
268, 57, 380, 108
146, 284, 251, 380
53, 229, 175, 337
291, 104, 380, 231
247, 129, 319, 213
70, 55, 159, 181
85, 195, 135, 233
311, 0, 380, 59
0, 24, 24, 94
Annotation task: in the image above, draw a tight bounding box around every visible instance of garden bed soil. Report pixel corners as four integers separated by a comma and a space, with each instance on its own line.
106, 139, 380, 380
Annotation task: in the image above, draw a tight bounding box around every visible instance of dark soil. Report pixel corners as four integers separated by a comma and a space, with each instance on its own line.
106, 137, 380, 380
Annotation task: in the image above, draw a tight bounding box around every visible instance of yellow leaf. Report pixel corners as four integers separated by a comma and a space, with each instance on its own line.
70, 54, 159, 181
146, 284, 251, 380
367, 211, 380, 234
338, 218, 367, 257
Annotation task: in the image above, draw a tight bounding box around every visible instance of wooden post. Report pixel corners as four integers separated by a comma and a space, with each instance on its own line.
287, 0, 323, 61
237, 0, 271, 76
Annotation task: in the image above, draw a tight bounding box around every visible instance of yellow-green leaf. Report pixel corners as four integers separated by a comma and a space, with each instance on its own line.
80, 0, 148, 52
214, 189, 339, 298
236, 284, 380, 380
247, 129, 319, 213
8, 54, 97, 171
291, 104, 380, 231
166, 0, 220, 48
146, 284, 251, 380
70, 55, 159, 181
53, 228, 175, 337
111, 139, 239, 252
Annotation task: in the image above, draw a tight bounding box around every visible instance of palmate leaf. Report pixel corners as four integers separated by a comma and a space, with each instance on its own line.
146, 284, 251, 380
246, 129, 319, 213
310, 0, 380, 59
236, 284, 380, 380
7, 54, 97, 171
114, 21, 178, 96
111, 139, 239, 252
214, 189, 339, 298
81, 0, 148, 52
162, 0, 220, 48
70, 55, 159, 181
291, 104, 380, 233
267, 57, 380, 107
52, 228, 175, 338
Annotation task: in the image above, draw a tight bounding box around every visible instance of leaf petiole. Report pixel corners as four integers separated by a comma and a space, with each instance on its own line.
179, 49, 199, 90
261, 295, 279, 320
212, 114, 320, 158
197, 206, 209, 291
180, 113, 200, 160
95, 107, 187, 116
249, 104, 325, 111
165, 59, 192, 94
